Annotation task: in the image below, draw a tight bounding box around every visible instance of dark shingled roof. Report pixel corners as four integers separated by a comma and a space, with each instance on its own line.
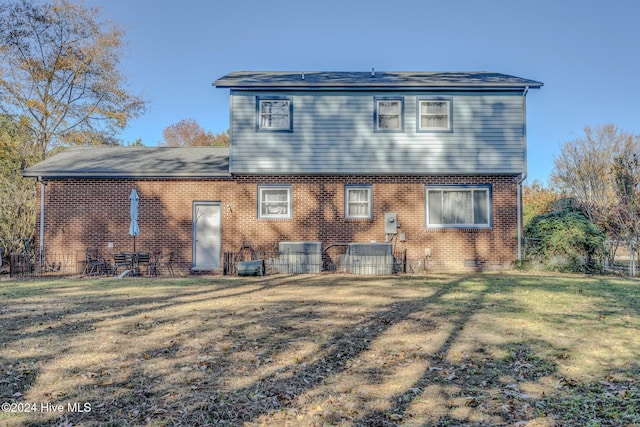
22, 146, 230, 179
214, 71, 543, 90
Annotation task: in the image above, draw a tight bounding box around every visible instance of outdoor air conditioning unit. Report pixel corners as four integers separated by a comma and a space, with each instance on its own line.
343, 242, 393, 275
278, 241, 322, 274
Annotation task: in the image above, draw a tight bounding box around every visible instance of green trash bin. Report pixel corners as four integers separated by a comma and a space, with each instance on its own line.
237, 260, 265, 276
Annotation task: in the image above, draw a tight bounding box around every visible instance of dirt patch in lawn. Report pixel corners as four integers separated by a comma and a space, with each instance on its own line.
1, 273, 639, 426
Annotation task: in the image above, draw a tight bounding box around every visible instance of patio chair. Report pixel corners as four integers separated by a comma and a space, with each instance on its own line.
83, 248, 106, 276
137, 252, 153, 276
111, 253, 132, 276
160, 252, 175, 277
149, 252, 165, 277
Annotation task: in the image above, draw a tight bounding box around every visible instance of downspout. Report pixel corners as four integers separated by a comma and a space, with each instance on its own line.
517, 173, 526, 261
38, 176, 45, 267
517, 86, 530, 261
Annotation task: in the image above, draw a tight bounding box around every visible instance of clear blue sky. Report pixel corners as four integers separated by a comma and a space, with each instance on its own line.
86, 0, 640, 185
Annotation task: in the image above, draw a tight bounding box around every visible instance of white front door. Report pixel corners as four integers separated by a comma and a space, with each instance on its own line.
192, 202, 221, 270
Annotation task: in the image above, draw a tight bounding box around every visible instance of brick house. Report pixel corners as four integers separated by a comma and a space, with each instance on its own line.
23, 71, 542, 274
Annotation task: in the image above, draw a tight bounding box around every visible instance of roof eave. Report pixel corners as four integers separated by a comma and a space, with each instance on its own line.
213, 71, 544, 91
223, 86, 542, 92
22, 171, 232, 179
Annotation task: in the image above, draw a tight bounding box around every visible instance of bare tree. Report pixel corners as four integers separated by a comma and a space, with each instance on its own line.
0, 115, 37, 255
161, 118, 229, 147
611, 138, 640, 241
0, 0, 147, 160
551, 124, 640, 242
551, 124, 630, 223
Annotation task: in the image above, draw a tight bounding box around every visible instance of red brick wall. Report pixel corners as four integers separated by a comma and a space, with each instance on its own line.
35, 174, 519, 273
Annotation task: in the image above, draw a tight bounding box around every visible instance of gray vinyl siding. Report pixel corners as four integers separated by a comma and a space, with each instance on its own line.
230, 90, 526, 175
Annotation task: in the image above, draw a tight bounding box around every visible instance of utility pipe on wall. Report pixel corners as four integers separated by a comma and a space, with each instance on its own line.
38, 176, 45, 267
516, 173, 526, 261
517, 86, 530, 262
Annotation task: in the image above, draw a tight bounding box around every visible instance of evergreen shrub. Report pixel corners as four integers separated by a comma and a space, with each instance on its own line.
524, 210, 606, 273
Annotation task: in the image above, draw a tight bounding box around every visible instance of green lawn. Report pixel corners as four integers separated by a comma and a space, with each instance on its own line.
1, 272, 639, 426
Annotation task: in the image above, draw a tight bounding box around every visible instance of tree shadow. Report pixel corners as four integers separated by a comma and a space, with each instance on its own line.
4, 274, 637, 426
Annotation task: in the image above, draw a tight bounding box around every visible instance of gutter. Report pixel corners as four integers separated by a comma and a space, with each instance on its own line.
224, 85, 537, 92
22, 172, 234, 179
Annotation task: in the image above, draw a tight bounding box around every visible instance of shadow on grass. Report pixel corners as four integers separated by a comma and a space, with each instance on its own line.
1, 273, 639, 426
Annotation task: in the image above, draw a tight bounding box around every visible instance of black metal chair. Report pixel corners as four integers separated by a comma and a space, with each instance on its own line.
83, 248, 106, 276
160, 252, 175, 277
136, 252, 153, 276
111, 253, 132, 276
148, 252, 165, 277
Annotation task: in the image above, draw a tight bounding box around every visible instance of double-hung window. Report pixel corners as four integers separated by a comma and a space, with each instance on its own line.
257, 97, 292, 131
374, 97, 404, 132
426, 185, 491, 228
345, 185, 372, 219
418, 98, 452, 132
258, 185, 291, 219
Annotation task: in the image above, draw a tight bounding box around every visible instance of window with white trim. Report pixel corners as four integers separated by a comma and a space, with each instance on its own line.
418, 99, 451, 131
426, 186, 491, 228
258, 185, 291, 218
257, 98, 292, 131
375, 97, 404, 132
345, 185, 372, 219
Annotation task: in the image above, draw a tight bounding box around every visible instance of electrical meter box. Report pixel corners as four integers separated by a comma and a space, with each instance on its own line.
384, 212, 398, 234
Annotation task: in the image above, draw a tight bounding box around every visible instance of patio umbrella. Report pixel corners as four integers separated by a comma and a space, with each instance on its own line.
129, 188, 140, 252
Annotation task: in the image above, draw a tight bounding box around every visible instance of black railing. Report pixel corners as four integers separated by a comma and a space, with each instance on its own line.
223, 246, 407, 276
6, 252, 81, 279
2, 247, 408, 279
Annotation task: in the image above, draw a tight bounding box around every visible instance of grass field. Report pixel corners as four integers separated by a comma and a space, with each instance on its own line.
1, 272, 639, 426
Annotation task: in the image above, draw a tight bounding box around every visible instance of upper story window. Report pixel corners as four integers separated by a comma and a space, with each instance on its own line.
345, 185, 372, 219
418, 98, 452, 132
374, 97, 404, 132
257, 97, 292, 131
426, 185, 491, 228
258, 185, 291, 219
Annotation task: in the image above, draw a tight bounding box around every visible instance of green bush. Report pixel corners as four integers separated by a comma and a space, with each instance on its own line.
524, 210, 606, 273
